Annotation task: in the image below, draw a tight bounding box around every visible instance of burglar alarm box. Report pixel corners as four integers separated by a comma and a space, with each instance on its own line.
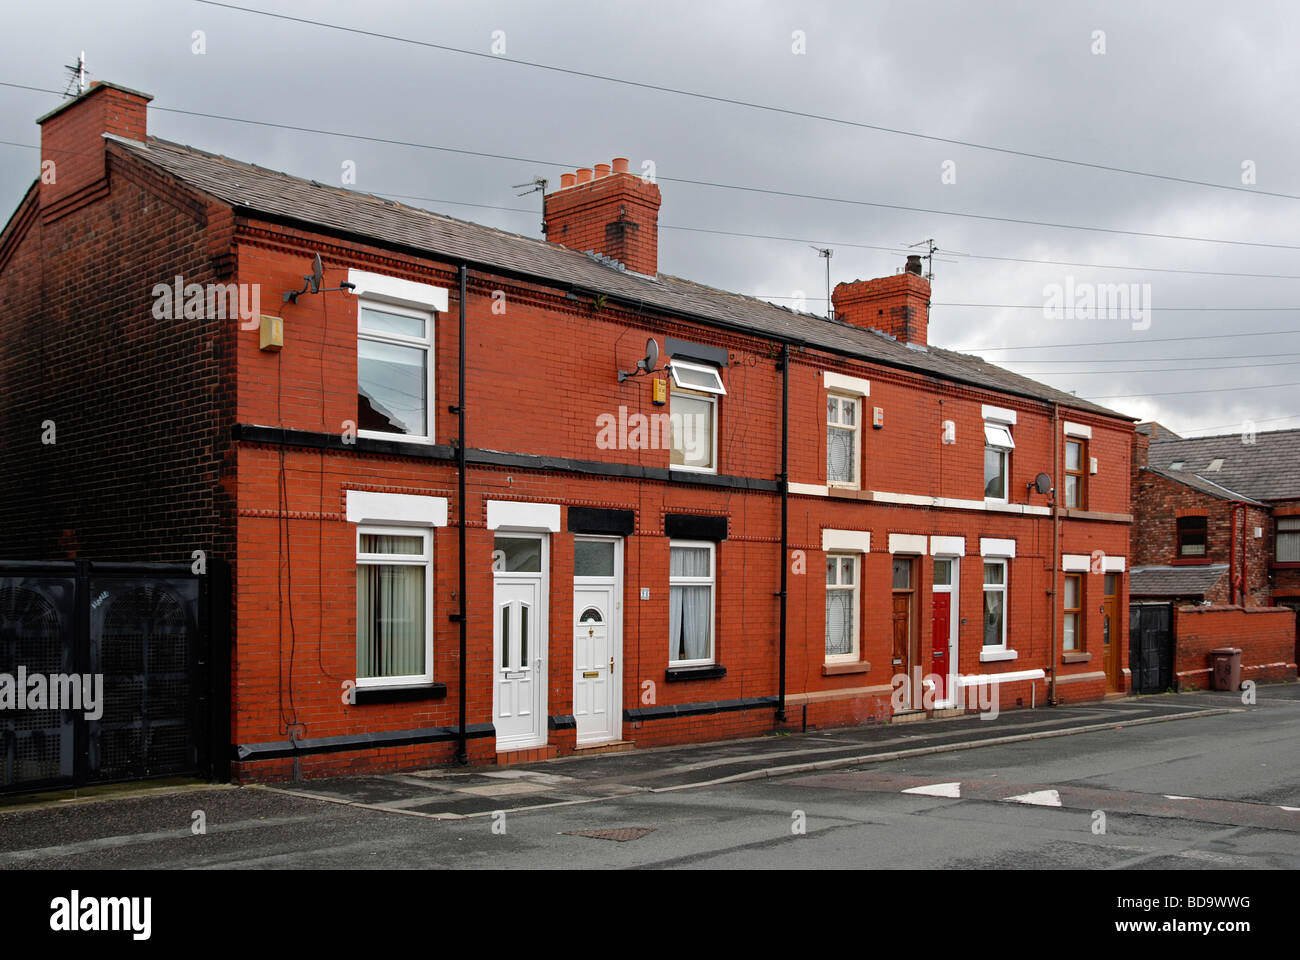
260, 314, 284, 351
652, 378, 667, 405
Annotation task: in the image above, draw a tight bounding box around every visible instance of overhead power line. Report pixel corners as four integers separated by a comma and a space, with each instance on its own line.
4, 79, 1300, 253
959, 329, 1300, 352
1013, 358, 1300, 376
191, 0, 1300, 203
1085, 379, 1300, 400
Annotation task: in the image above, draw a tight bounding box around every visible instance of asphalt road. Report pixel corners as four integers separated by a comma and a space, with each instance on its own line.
1, 687, 1297, 870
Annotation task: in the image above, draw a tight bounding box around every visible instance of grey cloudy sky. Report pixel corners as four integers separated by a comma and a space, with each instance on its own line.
4, 0, 1298, 436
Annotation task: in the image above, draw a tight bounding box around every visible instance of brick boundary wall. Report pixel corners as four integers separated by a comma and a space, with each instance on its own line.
1173, 605, 1298, 690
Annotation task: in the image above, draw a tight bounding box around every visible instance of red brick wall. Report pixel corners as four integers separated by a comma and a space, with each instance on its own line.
1173, 605, 1297, 689
0, 149, 235, 565
222, 228, 1135, 779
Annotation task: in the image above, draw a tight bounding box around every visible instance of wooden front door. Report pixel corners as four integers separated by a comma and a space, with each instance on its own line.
1102, 574, 1119, 691
892, 557, 914, 707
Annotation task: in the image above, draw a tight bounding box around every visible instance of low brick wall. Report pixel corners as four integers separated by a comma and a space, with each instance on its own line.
1174, 605, 1298, 691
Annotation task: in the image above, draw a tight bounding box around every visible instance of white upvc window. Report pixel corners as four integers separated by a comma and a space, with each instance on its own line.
668, 361, 723, 474
826, 393, 860, 488
983, 421, 1014, 501
357, 300, 434, 443
825, 553, 859, 662
355, 526, 434, 687
669, 540, 715, 665
982, 559, 1008, 649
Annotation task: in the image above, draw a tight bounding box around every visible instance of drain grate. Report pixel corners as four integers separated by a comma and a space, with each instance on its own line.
562, 826, 655, 843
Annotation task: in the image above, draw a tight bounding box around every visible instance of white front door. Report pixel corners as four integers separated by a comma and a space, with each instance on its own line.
493, 534, 548, 749
573, 537, 621, 744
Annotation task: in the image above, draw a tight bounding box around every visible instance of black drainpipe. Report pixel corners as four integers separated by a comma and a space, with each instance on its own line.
776, 342, 789, 724
454, 263, 469, 764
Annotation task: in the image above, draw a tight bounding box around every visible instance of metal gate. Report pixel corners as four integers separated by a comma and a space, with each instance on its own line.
1129, 602, 1173, 694
1, 561, 227, 793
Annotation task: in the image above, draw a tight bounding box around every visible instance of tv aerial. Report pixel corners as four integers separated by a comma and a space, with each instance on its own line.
283, 253, 357, 304
514, 176, 549, 235
618, 338, 662, 383
809, 246, 833, 318
906, 238, 958, 281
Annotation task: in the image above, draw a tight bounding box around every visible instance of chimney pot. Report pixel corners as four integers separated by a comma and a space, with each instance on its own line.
906, 254, 924, 276
612, 157, 629, 174
594, 163, 611, 179
560, 172, 575, 189
576, 167, 593, 184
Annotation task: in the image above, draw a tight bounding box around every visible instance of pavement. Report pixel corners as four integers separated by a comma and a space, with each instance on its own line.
241, 688, 1262, 820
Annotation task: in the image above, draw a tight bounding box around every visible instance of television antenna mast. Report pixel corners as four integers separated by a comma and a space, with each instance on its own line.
513, 176, 549, 235
63, 51, 87, 98
810, 246, 833, 318
906, 238, 957, 281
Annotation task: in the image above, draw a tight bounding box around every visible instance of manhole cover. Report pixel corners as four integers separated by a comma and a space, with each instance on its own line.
562, 827, 655, 843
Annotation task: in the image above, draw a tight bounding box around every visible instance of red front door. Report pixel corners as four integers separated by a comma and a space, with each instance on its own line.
931, 591, 951, 700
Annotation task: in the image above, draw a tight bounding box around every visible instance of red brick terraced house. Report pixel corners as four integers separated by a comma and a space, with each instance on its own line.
1131, 424, 1300, 661
0, 82, 1139, 783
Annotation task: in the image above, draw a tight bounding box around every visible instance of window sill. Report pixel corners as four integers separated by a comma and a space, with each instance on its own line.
979, 648, 1018, 663
353, 683, 447, 705
1061, 651, 1091, 664
822, 661, 871, 676
1170, 558, 1212, 565
665, 664, 727, 682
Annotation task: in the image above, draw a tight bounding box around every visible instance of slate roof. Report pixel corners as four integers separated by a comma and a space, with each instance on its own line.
1146, 428, 1300, 502
105, 134, 1133, 421
1140, 465, 1267, 506
1130, 564, 1229, 599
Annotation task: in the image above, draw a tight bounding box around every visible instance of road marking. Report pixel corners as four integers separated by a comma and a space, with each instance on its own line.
1163, 795, 1197, 800
1002, 789, 1062, 807
902, 782, 962, 798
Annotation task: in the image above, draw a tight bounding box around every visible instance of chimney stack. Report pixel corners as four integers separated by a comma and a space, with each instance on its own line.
831, 258, 931, 346
38, 81, 151, 217
543, 157, 662, 276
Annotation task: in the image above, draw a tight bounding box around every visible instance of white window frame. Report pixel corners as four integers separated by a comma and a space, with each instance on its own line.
355, 525, 434, 689
982, 559, 1008, 651
668, 385, 719, 475
668, 539, 716, 666
824, 553, 860, 663
356, 298, 435, 444
668, 359, 726, 395
826, 393, 861, 489
983, 420, 1014, 503
1062, 572, 1082, 652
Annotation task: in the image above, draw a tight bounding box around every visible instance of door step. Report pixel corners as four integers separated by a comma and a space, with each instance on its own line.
574, 740, 635, 755
495, 745, 560, 766
890, 710, 928, 724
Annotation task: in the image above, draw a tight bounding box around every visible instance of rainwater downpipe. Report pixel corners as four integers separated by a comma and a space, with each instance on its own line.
1049, 402, 1061, 705
455, 263, 469, 764
777, 342, 789, 724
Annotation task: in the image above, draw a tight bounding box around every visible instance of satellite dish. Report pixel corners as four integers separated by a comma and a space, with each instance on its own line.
1035, 472, 1052, 495
309, 253, 324, 294
639, 338, 660, 373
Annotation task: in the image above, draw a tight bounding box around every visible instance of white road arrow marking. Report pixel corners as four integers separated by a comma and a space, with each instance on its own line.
902, 782, 962, 798
1002, 789, 1062, 807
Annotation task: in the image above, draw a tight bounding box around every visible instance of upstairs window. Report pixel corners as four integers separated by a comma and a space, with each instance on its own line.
357, 302, 434, 442
1277, 516, 1300, 563
668, 360, 724, 473
1064, 439, 1086, 509
984, 422, 1014, 500
826, 394, 860, 488
1177, 516, 1208, 558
